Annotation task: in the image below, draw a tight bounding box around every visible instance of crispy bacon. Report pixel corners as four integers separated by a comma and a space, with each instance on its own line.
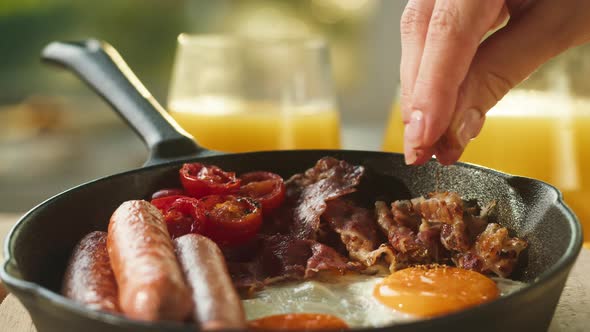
464, 200, 495, 242
411, 192, 462, 223
257, 234, 310, 280
384, 192, 525, 278
323, 199, 393, 268
229, 234, 359, 292
323, 199, 377, 262
391, 200, 421, 231
375, 201, 443, 266
286, 157, 364, 240
227, 158, 367, 290
417, 221, 448, 263
305, 242, 357, 278
453, 252, 485, 272
410, 192, 471, 252
454, 223, 528, 278
259, 234, 360, 280
226, 156, 526, 290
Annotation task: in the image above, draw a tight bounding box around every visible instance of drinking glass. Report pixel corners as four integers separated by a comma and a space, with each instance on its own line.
167, 34, 340, 153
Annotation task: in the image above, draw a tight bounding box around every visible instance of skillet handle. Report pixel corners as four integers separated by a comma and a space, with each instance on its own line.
41, 39, 211, 166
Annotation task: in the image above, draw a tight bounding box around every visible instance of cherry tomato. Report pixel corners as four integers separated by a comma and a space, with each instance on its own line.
150, 195, 186, 211
151, 196, 200, 239
151, 188, 185, 200
197, 195, 262, 247
238, 171, 286, 213
179, 163, 241, 198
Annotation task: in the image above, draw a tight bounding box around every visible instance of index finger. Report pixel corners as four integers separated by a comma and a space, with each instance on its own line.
399, 0, 435, 124
408, 0, 505, 149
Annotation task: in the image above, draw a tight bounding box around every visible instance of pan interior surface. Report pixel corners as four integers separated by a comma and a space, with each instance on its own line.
2, 150, 581, 330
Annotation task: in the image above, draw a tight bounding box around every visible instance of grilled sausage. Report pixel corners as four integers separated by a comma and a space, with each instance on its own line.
62, 231, 119, 313
107, 200, 192, 321
174, 234, 246, 330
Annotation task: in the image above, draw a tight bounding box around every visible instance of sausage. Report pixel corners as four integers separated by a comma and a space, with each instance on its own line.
107, 200, 193, 321
174, 234, 246, 330
62, 231, 119, 313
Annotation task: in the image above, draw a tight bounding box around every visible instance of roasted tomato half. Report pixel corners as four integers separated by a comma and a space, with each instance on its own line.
238, 171, 286, 213
151, 196, 200, 239
197, 195, 262, 247
150, 195, 186, 211
180, 163, 241, 198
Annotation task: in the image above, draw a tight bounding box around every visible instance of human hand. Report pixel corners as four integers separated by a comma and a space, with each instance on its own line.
399, 0, 590, 165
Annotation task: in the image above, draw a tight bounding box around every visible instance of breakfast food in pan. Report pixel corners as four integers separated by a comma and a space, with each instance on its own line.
174, 233, 246, 330
108, 201, 193, 321
61, 157, 528, 330
61, 231, 119, 313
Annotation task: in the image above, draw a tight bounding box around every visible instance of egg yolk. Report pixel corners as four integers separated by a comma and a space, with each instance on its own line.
248, 313, 348, 331
374, 265, 499, 317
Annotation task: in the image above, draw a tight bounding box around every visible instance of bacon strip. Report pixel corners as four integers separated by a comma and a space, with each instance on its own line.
454, 223, 528, 278
382, 192, 525, 278
226, 156, 526, 287
229, 234, 358, 292
411, 192, 471, 252
375, 201, 441, 266
286, 157, 364, 240
391, 199, 421, 231
228, 158, 366, 291
305, 242, 355, 278
323, 199, 393, 268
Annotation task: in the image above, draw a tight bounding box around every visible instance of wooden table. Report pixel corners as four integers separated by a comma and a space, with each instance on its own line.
0, 214, 588, 331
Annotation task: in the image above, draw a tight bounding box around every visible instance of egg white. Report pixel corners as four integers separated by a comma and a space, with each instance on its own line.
242, 273, 527, 328
492, 277, 528, 296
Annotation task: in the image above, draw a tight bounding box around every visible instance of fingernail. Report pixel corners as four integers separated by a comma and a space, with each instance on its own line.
404, 145, 424, 165
404, 110, 424, 148
457, 108, 483, 148
404, 145, 417, 165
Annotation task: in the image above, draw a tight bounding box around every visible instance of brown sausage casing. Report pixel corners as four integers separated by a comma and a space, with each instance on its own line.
62, 231, 119, 313
108, 200, 193, 321
174, 234, 246, 330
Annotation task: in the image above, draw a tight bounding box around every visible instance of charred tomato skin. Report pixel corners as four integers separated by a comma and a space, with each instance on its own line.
197, 195, 263, 247
180, 163, 241, 198
238, 171, 286, 213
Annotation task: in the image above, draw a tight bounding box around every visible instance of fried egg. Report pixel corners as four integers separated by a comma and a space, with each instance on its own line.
243, 266, 526, 329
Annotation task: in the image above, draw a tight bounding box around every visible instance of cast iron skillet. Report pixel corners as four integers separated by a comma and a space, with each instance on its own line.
0, 39, 583, 332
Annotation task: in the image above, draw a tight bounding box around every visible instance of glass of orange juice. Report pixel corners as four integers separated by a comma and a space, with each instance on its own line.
383, 88, 590, 247
167, 34, 340, 152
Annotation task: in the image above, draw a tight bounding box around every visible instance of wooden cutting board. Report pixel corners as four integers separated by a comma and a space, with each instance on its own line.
0, 214, 588, 331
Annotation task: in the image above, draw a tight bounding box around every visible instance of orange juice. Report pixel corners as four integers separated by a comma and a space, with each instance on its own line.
168, 97, 340, 152
383, 91, 590, 246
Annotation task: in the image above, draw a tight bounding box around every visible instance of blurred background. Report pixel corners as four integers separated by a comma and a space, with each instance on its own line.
0, 0, 404, 211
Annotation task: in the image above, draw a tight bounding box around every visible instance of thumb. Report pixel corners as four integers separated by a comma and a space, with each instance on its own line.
435, 0, 581, 165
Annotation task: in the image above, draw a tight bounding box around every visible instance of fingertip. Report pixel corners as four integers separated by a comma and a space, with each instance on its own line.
404, 110, 425, 149
404, 146, 434, 166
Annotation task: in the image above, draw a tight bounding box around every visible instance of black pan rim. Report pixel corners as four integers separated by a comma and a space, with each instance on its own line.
0, 149, 584, 331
